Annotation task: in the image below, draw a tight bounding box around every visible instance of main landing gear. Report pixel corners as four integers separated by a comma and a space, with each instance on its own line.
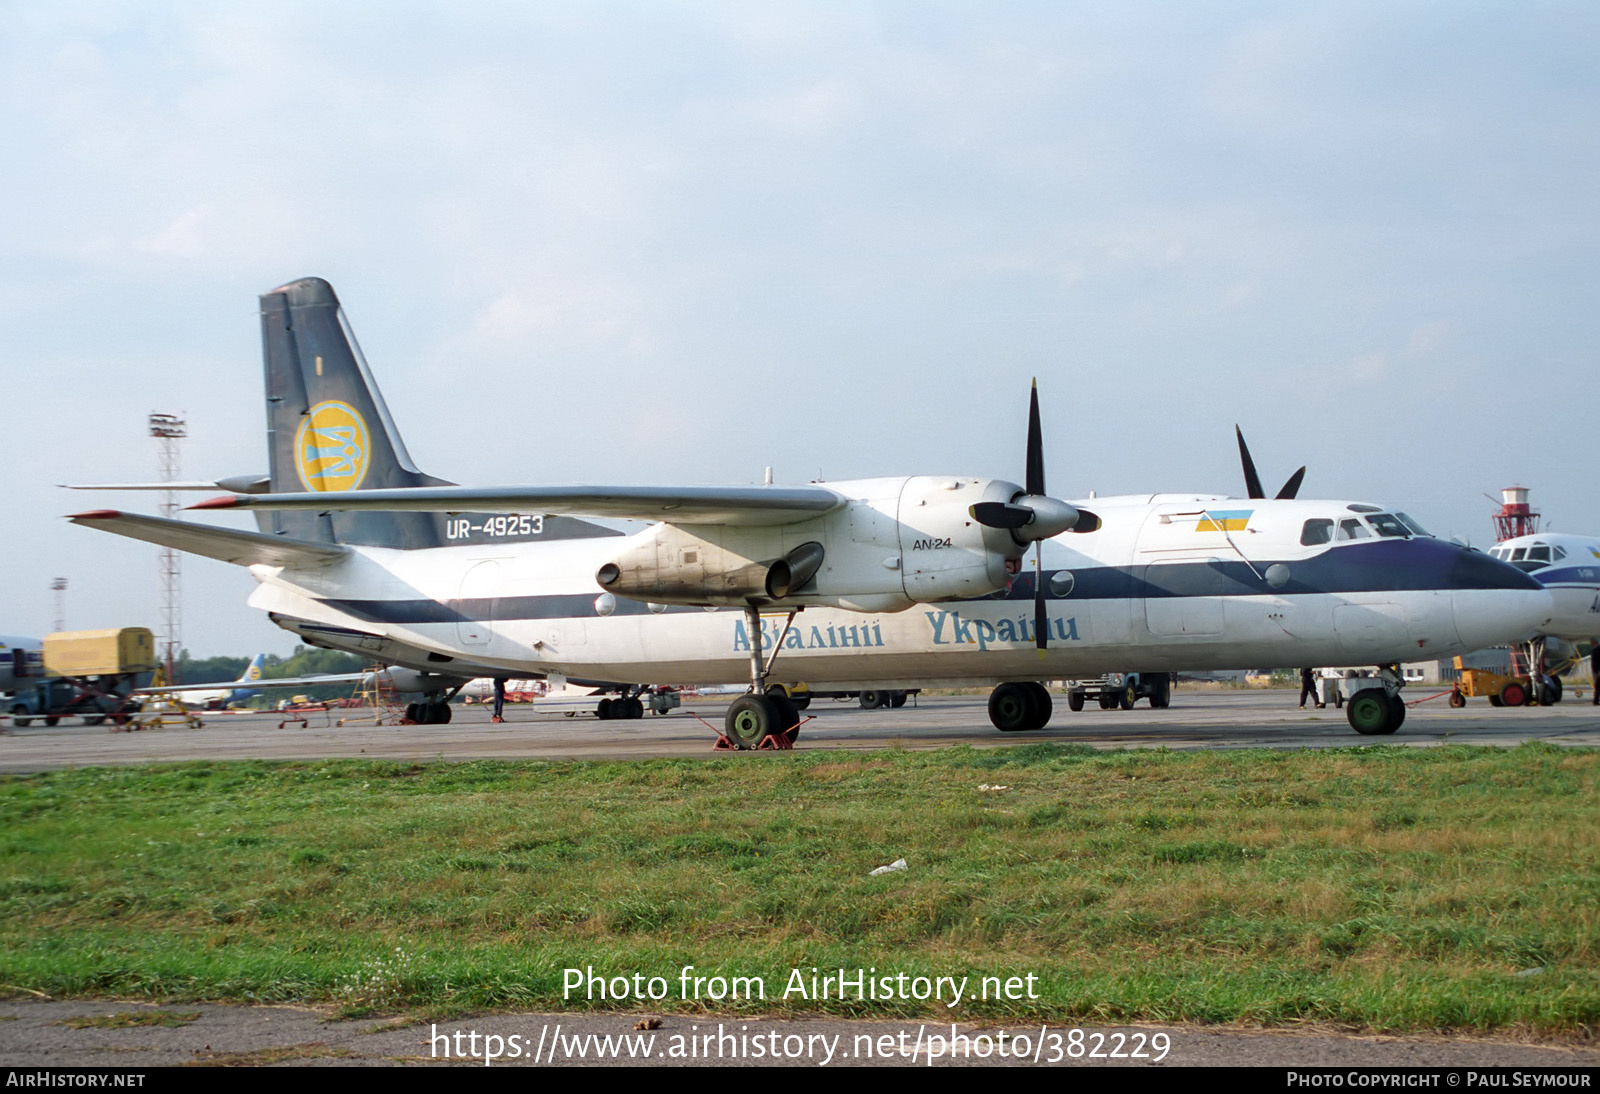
404, 697, 453, 725
596, 688, 646, 720
718, 607, 805, 750
1345, 665, 1406, 736
987, 681, 1053, 732
403, 682, 468, 725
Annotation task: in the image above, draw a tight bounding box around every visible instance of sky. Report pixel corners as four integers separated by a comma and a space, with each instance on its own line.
3, 1, 1598, 656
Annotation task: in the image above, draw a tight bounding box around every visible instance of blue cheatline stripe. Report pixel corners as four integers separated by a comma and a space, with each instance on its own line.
306, 539, 1537, 628
1533, 565, 1600, 588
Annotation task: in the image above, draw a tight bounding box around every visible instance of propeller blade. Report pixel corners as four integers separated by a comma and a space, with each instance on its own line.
970, 501, 1033, 530
1035, 545, 1048, 650
1276, 467, 1306, 501
1026, 380, 1045, 497
1235, 425, 1265, 500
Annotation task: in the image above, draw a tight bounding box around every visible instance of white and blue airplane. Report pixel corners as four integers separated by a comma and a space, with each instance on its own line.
1485, 532, 1600, 694
68, 278, 1554, 743
134, 653, 269, 709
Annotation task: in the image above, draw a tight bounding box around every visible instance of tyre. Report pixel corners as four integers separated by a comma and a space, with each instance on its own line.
1149, 675, 1171, 709
1023, 682, 1053, 729
768, 693, 799, 736
889, 692, 907, 709
791, 694, 812, 710
1346, 689, 1393, 735
987, 683, 1037, 732
43, 716, 60, 727
1542, 676, 1562, 705
1118, 683, 1136, 710
1448, 691, 1466, 708
725, 695, 778, 749
1500, 682, 1527, 708
1067, 689, 1085, 712
1385, 692, 1405, 732
859, 690, 885, 710
597, 698, 613, 720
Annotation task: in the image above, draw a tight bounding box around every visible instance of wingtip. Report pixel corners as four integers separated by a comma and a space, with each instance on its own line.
188, 494, 243, 510
69, 510, 122, 520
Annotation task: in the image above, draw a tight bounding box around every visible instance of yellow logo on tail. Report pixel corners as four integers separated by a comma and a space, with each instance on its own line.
294, 401, 370, 491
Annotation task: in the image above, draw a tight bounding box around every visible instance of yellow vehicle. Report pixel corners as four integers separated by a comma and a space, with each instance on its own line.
1449, 656, 1543, 707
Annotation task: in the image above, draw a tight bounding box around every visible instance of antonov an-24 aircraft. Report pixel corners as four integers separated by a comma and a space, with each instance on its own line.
69, 278, 1553, 745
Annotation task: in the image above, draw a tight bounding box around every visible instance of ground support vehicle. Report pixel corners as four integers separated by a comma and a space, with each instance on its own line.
1448, 656, 1559, 708
1064, 672, 1172, 711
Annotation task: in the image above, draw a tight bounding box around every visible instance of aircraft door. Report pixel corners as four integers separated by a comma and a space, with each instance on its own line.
1136, 507, 1229, 637
455, 560, 502, 646
1142, 560, 1227, 637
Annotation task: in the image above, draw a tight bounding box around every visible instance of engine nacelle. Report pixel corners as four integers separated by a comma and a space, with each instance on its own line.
384, 668, 471, 696
597, 528, 826, 608
592, 476, 1030, 611
895, 476, 1024, 602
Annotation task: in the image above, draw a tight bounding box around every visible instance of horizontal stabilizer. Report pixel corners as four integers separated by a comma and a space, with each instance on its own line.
62, 475, 271, 494
191, 484, 847, 526
69, 510, 349, 568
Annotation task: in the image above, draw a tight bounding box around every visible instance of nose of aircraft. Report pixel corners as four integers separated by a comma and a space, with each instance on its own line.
1451, 586, 1554, 651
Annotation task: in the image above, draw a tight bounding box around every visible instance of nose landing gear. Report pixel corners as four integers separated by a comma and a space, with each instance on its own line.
1346, 665, 1406, 735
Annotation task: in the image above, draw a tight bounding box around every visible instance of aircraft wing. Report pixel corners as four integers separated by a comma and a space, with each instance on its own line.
135, 672, 372, 695
69, 511, 349, 567
190, 484, 847, 526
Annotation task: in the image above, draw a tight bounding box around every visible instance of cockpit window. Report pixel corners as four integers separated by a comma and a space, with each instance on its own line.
1337, 518, 1371, 541
1367, 513, 1412, 538
1554, 546, 1568, 561
1300, 519, 1333, 546
1395, 513, 1431, 537
1510, 547, 1526, 561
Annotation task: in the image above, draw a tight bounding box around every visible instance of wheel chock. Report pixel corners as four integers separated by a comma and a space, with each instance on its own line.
757, 715, 813, 750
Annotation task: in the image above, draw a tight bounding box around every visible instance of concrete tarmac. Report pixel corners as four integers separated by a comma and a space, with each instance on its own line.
1, 687, 1595, 772
2, 689, 1595, 1068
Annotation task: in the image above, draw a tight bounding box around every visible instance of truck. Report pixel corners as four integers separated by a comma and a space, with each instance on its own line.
6, 628, 155, 727
1063, 672, 1173, 711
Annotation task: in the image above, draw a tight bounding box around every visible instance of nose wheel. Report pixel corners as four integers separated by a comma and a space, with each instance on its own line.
1346, 666, 1406, 735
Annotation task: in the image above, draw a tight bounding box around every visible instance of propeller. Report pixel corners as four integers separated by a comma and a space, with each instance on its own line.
1234, 425, 1305, 500
969, 381, 1098, 649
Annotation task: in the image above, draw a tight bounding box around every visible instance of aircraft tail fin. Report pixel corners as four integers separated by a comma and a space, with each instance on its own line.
238, 653, 267, 685
260, 278, 454, 547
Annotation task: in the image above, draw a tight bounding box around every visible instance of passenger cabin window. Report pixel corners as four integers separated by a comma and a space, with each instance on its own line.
1337, 518, 1371, 541
1300, 519, 1333, 546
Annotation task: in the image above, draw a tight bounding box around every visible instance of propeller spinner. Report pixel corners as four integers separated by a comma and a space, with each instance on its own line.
969, 381, 1098, 649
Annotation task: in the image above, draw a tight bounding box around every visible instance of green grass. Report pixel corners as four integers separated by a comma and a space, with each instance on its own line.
0, 744, 1595, 1034
58, 1011, 201, 1029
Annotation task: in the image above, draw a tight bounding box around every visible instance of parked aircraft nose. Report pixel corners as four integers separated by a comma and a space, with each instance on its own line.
1451, 571, 1553, 652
